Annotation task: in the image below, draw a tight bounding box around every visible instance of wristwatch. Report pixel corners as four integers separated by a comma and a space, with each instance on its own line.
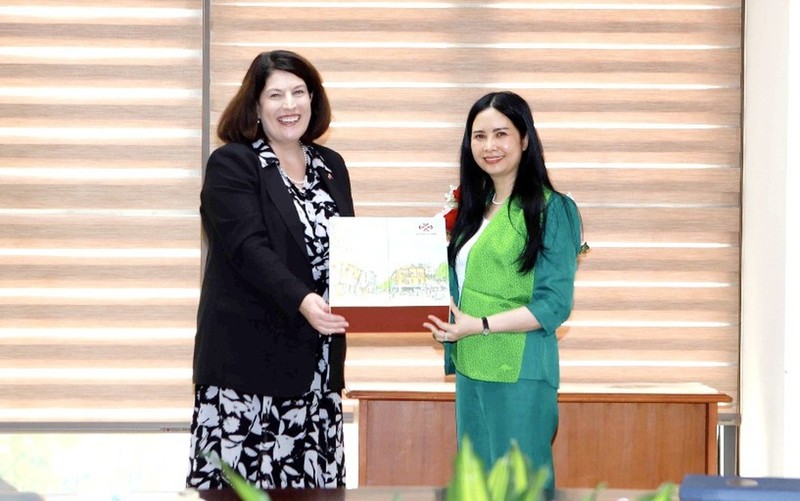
481, 317, 490, 336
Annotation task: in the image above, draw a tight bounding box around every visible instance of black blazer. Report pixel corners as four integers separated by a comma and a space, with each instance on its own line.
192, 141, 355, 397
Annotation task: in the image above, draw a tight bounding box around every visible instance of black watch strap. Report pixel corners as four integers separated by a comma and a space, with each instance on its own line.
481, 316, 490, 336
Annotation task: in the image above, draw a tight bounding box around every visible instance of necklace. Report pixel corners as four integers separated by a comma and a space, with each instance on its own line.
491, 193, 506, 205
285, 172, 305, 186
280, 143, 310, 188
279, 167, 305, 189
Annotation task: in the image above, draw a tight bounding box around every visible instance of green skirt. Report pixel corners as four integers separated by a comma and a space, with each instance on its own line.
455, 371, 558, 494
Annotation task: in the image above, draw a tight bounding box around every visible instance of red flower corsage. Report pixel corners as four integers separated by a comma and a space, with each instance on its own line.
438, 184, 460, 237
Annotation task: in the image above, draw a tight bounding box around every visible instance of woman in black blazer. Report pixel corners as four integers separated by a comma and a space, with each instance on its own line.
186, 50, 354, 490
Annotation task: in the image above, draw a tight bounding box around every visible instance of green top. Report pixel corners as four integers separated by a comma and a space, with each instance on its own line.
444, 192, 582, 386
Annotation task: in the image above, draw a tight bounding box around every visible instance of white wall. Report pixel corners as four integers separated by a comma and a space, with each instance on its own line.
785, 0, 800, 475
740, 0, 800, 477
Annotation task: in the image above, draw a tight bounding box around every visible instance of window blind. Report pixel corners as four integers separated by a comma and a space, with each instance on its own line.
0, 0, 742, 426
0, 1, 203, 425
210, 0, 742, 414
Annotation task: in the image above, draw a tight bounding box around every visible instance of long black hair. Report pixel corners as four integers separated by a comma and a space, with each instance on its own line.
448, 91, 556, 274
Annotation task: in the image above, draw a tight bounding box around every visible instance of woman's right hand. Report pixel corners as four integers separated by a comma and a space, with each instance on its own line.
299, 293, 349, 335
423, 297, 481, 343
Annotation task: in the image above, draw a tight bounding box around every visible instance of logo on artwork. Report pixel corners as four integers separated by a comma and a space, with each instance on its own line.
418, 222, 433, 232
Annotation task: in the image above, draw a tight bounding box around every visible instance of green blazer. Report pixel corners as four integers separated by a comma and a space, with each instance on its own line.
444, 192, 582, 388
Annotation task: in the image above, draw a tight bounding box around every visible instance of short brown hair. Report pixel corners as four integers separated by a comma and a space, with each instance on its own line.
217, 50, 332, 144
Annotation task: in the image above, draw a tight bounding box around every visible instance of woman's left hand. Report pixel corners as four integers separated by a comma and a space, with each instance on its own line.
423, 297, 481, 343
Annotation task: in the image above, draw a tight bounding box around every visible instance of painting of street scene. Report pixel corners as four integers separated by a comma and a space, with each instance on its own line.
328, 217, 449, 307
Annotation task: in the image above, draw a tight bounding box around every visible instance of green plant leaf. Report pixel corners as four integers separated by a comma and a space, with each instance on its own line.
507, 441, 531, 496
220, 461, 271, 501
636, 482, 677, 501
446, 435, 490, 501
518, 466, 549, 501
499, 440, 549, 501
579, 482, 606, 501
203, 451, 270, 501
486, 455, 512, 501
447, 436, 673, 501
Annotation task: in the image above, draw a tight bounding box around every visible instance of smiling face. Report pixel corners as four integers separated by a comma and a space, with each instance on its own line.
257, 69, 312, 146
470, 107, 528, 182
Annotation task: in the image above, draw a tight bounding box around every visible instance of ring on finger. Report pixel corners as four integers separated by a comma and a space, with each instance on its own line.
444, 331, 448, 341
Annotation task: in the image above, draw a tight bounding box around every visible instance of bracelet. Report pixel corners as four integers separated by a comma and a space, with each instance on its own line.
481, 316, 490, 336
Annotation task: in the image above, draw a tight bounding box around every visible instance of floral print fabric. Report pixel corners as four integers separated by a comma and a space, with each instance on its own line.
185, 382, 345, 489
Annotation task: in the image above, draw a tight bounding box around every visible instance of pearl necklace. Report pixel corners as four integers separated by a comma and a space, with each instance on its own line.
285, 173, 305, 187
280, 143, 310, 188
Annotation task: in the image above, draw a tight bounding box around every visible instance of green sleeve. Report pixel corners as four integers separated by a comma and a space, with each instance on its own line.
525, 193, 582, 336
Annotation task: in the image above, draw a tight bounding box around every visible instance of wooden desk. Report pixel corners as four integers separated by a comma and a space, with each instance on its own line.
23, 487, 675, 501
193, 487, 675, 501
347, 382, 730, 490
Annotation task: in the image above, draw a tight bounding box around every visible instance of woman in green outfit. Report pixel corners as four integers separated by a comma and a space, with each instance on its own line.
424, 91, 584, 498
